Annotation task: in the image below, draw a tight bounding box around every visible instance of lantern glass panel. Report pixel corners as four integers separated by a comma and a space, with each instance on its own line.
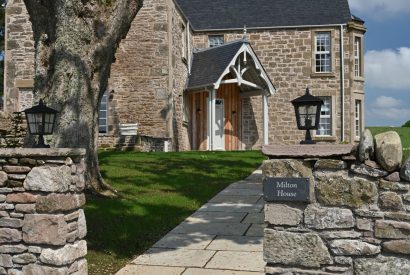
28, 113, 44, 134
44, 113, 56, 134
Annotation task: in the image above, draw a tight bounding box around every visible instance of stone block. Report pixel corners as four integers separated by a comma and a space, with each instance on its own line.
77, 210, 87, 239
6, 193, 37, 203
0, 218, 22, 228
0, 172, 7, 187
383, 240, 410, 254
354, 256, 410, 275
3, 166, 31, 173
36, 194, 85, 213
320, 231, 362, 239
384, 172, 401, 182
379, 179, 409, 191
375, 220, 410, 239
0, 228, 22, 243
22, 264, 68, 275
374, 131, 403, 172
265, 203, 302, 226
358, 129, 374, 162
15, 204, 35, 214
384, 211, 410, 221
0, 245, 27, 254
24, 165, 71, 192
264, 228, 332, 268
330, 240, 380, 255
0, 254, 12, 268
401, 155, 410, 181
356, 218, 373, 231
304, 204, 354, 229
350, 164, 389, 178
379, 191, 404, 210
22, 214, 67, 245
12, 253, 36, 264
316, 171, 378, 208
0, 195, 4, 203
71, 259, 87, 275
40, 240, 87, 266
314, 159, 346, 170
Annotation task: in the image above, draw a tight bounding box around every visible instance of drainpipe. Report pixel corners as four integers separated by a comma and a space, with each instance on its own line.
340, 24, 346, 142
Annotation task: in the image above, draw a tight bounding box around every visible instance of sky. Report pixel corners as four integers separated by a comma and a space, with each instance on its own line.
348, 0, 410, 126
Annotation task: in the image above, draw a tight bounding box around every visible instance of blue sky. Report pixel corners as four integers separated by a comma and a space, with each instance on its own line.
349, 0, 410, 126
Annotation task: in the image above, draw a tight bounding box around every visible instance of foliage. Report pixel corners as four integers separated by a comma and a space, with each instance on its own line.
85, 150, 265, 274
367, 127, 410, 162
402, 120, 410, 127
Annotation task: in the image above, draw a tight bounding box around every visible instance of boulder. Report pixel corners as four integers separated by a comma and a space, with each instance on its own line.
358, 129, 374, 162
264, 228, 332, 268
400, 155, 410, 181
374, 131, 403, 172
354, 256, 410, 275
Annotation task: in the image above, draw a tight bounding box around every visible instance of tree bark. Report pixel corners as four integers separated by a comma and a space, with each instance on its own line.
23, 0, 143, 195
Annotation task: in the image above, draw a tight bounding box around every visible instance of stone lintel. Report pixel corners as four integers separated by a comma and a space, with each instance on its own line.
262, 144, 354, 159
14, 79, 34, 88
0, 148, 86, 158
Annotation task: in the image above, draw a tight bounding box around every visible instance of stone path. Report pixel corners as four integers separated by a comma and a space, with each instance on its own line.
116, 169, 265, 275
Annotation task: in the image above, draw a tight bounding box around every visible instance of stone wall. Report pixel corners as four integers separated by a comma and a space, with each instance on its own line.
0, 148, 87, 275
262, 131, 410, 274
98, 135, 172, 152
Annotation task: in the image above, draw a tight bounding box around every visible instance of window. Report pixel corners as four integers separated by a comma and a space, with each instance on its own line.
208, 35, 224, 48
354, 37, 362, 77
99, 92, 108, 134
315, 32, 331, 73
355, 100, 362, 138
316, 97, 332, 136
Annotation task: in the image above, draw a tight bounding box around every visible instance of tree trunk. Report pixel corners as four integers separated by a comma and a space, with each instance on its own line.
23, 0, 143, 195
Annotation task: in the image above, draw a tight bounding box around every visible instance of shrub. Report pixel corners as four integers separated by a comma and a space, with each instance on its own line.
403, 120, 410, 127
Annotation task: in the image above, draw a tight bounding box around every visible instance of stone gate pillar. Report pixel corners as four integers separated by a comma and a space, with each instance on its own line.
262, 144, 410, 275
0, 148, 87, 275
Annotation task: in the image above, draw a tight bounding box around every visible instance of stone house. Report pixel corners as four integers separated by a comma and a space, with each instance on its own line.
3, 0, 366, 151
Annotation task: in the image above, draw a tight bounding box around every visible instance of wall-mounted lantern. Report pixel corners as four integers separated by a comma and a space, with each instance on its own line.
23, 99, 58, 148
291, 88, 323, 144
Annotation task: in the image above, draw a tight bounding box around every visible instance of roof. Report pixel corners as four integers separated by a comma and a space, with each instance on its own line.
188, 41, 244, 90
187, 40, 276, 96
175, 0, 352, 31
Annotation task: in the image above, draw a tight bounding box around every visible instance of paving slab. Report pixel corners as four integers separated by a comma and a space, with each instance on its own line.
219, 188, 263, 196
206, 235, 263, 252
116, 265, 185, 275
197, 203, 263, 213
183, 268, 263, 275
170, 222, 250, 236
242, 213, 264, 224
229, 181, 263, 190
153, 233, 215, 250
209, 195, 261, 204
245, 224, 266, 237
186, 211, 247, 223
205, 251, 265, 272
133, 248, 216, 267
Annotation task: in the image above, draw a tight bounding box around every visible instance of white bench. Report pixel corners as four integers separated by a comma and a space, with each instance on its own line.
119, 123, 138, 136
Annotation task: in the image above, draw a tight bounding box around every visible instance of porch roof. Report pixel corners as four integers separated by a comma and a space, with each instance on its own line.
186, 40, 276, 97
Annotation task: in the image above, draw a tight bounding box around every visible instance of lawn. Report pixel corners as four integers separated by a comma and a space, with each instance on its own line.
367, 127, 410, 162
85, 150, 265, 275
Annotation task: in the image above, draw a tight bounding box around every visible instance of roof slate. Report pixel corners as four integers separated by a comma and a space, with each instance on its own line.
175, 0, 352, 31
187, 41, 245, 89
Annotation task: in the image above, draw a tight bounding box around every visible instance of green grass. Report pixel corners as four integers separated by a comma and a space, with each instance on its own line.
367, 127, 410, 162
85, 150, 265, 275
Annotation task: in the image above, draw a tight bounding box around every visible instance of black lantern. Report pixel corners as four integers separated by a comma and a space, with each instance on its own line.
291, 88, 323, 144
23, 99, 58, 148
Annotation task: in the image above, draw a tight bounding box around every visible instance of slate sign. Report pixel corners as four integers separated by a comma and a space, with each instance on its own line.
263, 177, 310, 202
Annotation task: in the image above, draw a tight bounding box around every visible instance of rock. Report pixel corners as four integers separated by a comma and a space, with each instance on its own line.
7, 269, 22, 275
0, 244, 27, 254
0, 172, 7, 187
24, 165, 71, 192
0, 195, 4, 203
354, 256, 410, 275
0, 217, 22, 228
262, 159, 315, 201
0, 228, 22, 243
356, 218, 373, 231
12, 253, 37, 264
265, 204, 303, 226
316, 170, 378, 208
330, 240, 380, 255
384, 211, 410, 221
358, 129, 374, 162
334, 256, 353, 266
304, 205, 354, 229
354, 209, 384, 218
264, 228, 332, 268
375, 220, 410, 239
15, 204, 36, 214
0, 254, 12, 268
72, 259, 87, 275
379, 191, 404, 210
383, 240, 410, 254
364, 160, 381, 169
0, 203, 14, 210
384, 172, 401, 182
6, 193, 37, 203
314, 159, 347, 170
320, 231, 362, 239
22, 214, 67, 245
401, 155, 410, 181
404, 194, 410, 203
374, 131, 403, 172
28, 246, 42, 254
36, 194, 85, 213
350, 164, 389, 178
77, 210, 87, 239
379, 179, 409, 191
3, 166, 31, 173
22, 264, 68, 275
40, 240, 87, 266
7, 180, 23, 188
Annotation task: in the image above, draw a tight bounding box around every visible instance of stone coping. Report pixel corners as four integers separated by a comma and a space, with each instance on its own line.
0, 148, 86, 157
262, 144, 354, 158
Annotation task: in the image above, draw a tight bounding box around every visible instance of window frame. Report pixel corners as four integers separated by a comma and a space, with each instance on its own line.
98, 91, 109, 134
208, 35, 224, 48
314, 31, 332, 73
354, 35, 364, 78
355, 99, 362, 138
316, 96, 333, 137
